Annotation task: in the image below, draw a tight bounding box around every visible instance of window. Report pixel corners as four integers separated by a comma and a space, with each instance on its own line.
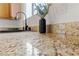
32, 3, 37, 15
25, 3, 48, 18
26, 3, 37, 18
26, 3, 32, 18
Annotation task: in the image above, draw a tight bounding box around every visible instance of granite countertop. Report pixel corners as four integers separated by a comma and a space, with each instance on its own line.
0, 32, 78, 56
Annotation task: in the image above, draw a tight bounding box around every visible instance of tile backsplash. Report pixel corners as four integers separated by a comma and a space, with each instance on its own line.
30, 21, 79, 35
51, 21, 79, 36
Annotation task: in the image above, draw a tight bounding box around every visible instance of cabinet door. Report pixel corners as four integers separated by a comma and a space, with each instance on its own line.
0, 3, 11, 19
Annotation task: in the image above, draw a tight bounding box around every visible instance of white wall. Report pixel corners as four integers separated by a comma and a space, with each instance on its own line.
50, 3, 79, 24
11, 3, 79, 27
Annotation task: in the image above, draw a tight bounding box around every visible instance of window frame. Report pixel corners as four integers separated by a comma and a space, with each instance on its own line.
26, 3, 37, 18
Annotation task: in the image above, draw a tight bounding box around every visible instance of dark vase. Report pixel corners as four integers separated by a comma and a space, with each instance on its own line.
39, 18, 46, 33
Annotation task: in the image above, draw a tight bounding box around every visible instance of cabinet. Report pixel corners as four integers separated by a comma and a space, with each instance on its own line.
0, 3, 22, 19
0, 3, 11, 19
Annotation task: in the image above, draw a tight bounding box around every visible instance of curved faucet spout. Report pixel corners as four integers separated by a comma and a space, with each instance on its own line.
15, 11, 27, 30
15, 12, 26, 19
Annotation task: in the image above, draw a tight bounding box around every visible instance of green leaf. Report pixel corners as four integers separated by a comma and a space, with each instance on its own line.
35, 3, 50, 18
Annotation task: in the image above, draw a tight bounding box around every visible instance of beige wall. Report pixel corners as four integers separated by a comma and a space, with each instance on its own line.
27, 14, 50, 26
28, 3, 79, 25
50, 3, 79, 24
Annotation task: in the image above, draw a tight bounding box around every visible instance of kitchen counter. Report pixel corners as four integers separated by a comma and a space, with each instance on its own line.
0, 32, 78, 56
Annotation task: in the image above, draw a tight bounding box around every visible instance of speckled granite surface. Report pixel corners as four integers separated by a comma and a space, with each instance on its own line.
0, 32, 78, 56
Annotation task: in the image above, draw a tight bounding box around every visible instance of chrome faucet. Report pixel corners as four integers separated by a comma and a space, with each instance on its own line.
15, 11, 28, 30
15, 12, 26, 19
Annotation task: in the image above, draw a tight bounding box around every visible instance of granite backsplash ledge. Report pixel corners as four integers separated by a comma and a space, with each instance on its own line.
51, 21, 79, 36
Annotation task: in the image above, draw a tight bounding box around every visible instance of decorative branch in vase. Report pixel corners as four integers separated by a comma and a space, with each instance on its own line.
35, 3, 51, 33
